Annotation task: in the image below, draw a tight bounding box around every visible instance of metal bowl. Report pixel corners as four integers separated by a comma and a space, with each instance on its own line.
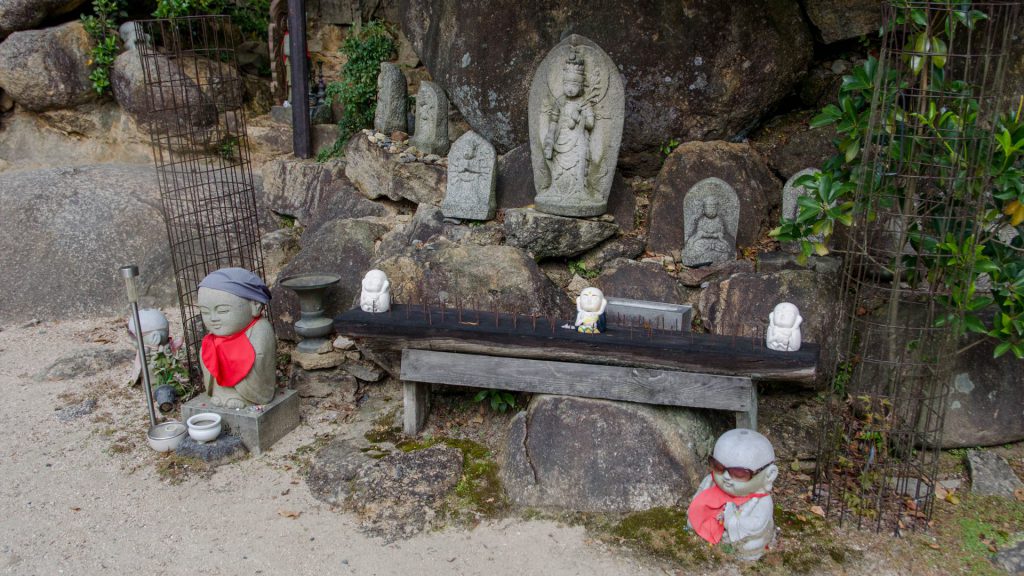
147, 421, 186, 452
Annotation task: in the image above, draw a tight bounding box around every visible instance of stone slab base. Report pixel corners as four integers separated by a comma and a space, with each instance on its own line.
182, 389, 299, 455
176, 433, 247, 465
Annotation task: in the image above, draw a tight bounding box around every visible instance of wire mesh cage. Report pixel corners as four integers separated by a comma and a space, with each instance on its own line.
813, 0, 1022, 533
135, 15, 266, 391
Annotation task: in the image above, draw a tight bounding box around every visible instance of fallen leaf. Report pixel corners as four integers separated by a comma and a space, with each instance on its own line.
928, 543, 941, 550
70, 507, 81, 512
934, 484, 948, 499
1015, 488, 1024, 502
946, 493, 960, 505
278, 509, 301, 519
810, 505, 825, 517
280, 489, 290, 496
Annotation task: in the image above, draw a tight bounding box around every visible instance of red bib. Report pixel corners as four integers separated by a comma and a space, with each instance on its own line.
201, 316, 260, 388
687, 483, 768, 544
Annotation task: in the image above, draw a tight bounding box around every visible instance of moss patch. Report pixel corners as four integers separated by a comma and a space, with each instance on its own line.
286, 433, 334, 475
364, 407, 402, 444
910, 494, 1024, 576
396, 436, 508, 519
609, 507, 720, 567
155, 453, 210, 484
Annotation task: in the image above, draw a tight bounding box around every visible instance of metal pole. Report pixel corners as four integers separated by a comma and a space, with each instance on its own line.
288, 0, 312, 158
120, 265, 158, 428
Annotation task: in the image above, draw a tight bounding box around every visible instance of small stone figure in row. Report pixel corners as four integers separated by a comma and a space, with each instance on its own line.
360, 269, 391, 313
766, 302, 802, 352
681, 178, 739, 267
573, 286, 607, 334
197, 268, 277, 409
688, 428, 778, 561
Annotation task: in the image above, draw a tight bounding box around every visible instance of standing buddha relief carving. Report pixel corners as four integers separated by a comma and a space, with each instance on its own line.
529, 34, 624, 218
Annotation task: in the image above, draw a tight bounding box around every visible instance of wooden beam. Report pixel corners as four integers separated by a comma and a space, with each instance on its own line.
400, 349, 754, 412
336, 305, 819, 383
403, 381, 429, 435
287, 0, 311, 158
735, 384, 758, 430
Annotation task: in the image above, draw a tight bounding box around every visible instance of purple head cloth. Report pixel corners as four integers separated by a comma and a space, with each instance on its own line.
199, 267, 272, 304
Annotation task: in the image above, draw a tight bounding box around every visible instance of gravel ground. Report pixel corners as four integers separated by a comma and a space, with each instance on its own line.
0, 313, 663, 576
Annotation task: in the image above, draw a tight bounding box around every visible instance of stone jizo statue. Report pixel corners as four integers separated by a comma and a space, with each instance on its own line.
573, 286, 607, 334
766, 302, 802, 352
687, 428, 778, 561
374, 62, 408, 134
441, 131, 497, 220
410, 81, 449, 155
197, 268, 277, 409
360, 269, 391, 313
781, 168, 823, 253
529, 34, 624, 218
127, 308, 180, 386
681, 177, 739, 267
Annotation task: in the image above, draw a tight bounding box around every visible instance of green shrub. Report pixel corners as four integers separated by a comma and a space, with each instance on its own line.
81, 0, 125, 95
153, 0, 270, 41
317, 20, 396, 161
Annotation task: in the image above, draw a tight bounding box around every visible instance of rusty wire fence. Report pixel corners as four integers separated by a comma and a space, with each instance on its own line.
135, 15, 266, 390
813, 1, 1022, 533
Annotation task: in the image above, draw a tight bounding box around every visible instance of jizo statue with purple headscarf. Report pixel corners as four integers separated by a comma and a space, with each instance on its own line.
197, 268, 277, 409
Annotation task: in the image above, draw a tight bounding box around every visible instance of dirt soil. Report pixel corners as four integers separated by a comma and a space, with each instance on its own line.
0, 312, 1018, 576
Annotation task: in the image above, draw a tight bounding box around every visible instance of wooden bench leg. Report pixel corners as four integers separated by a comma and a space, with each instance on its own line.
734, 383, 758, 430
403, 381, 430, 435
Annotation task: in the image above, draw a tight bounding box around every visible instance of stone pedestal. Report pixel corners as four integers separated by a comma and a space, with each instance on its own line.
181, 389, 299, 455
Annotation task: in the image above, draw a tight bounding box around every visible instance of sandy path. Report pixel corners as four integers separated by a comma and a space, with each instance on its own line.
0, 316, 668, 576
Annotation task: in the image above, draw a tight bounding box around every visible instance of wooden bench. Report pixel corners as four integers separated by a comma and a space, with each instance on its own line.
334, 305, 819, 435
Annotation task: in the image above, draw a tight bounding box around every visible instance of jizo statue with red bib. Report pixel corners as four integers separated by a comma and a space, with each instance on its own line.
687, 428, 778, 561
197, 268, 277, 409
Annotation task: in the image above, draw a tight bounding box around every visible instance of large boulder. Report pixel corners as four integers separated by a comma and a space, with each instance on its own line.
0, 21, 96, 111
941, 335, 1024, 447
0, 104, 152, 171
111, 49, 217, 132
803, 0, 882, 44
308, 438, 463, 541
0, 164, 176, 323
647, 140, 780, 256
344, 132, 446, 205
259, 156, 391, 231
503, 208, 618, 260
593, 259, 688, 305
374, 239, 571, 318
0, 0, 87, 38
501, 395, 723, 512
401, 0, 813, 157
270, 218, 388, 340
698, 268, 841, 383
750, 110, 838, 181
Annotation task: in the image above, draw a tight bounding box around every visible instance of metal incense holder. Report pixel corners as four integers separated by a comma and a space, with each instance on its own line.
279, 273, 341, 352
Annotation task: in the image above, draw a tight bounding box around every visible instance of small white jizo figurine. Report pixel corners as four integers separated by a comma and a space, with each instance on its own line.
687, 428, 778, 561
360, 269, 391, 313
574, 287, 607, 333
766, 302, 802, 352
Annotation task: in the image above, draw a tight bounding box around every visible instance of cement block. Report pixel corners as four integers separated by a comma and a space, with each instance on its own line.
182, 389, 299, 455
606, 297, 692, 332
